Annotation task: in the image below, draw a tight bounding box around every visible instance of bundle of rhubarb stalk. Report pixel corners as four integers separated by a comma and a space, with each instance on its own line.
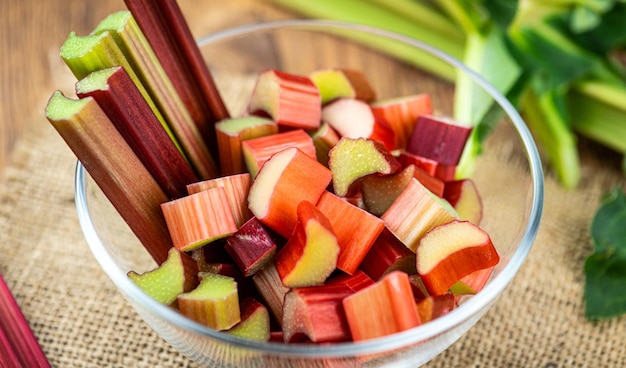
45, 0, 502, 343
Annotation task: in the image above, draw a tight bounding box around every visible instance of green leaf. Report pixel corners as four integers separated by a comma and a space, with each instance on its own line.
584, 188, 626, 320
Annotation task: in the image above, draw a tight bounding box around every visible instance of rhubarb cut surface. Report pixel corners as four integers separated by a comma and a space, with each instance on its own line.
310, 68, 375, 104
275, 201, 339, 288
248, 147, 332, 238
328, 137, 401, 197
416, 220, 499, 295
128, 247, 199, 304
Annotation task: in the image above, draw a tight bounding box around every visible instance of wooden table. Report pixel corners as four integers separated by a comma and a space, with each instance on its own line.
2, 1, 625, 367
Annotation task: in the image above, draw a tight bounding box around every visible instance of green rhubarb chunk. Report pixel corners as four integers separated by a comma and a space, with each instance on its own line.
44, 91, 90, 120
329, 137, 400, 197
181, 272, 237, 300
310, 69, 356, 104
178, 272, 241, 330
128, 247, 192, 305
227, 299, 271, 342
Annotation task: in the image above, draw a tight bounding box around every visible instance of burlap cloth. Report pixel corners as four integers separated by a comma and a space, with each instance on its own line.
1, 81, 626, 368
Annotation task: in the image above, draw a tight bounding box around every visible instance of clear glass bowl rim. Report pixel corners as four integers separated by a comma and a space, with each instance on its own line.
74, 19, 544, 358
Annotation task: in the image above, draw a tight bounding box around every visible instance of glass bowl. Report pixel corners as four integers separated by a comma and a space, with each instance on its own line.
74, 20, 544, 367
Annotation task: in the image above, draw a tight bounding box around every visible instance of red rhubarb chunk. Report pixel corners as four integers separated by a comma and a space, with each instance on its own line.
275, 201, 339, 288
248, 147, 332, 238
317, 191, 385, 275
343, 271, 421, 341
225, 217, 278, 277
407, 114, 472, 166
248, 69, 321, 131
416, 220, 499, 296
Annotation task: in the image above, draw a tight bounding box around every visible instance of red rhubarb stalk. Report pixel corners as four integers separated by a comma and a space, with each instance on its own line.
124, 0, 229, 162
0, 274, 50, 368
76, 66, 197, 199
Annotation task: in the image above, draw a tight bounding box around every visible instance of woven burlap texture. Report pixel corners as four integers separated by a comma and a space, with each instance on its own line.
0, 112, 625, 367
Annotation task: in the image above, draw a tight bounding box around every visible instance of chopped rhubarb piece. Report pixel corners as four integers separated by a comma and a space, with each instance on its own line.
381, 178, 459, 252
128, 247, 199, 305
187, 173, 252, 227
359, 228, 416, 281
371, 93, 433, 150
416, 293, 456, 323
215, 116, 278, 175
413, 165, 445, 197
161, 187, 238, 251
309, 68, 376, 104
310, 122, 340, 167
46, 91, 172, 264
325, 270, 376, 292
416, 220, 499, 296
177, 272, 240, 330
397, 151, 438, 175
248, 147, 332, 238
124, 0, 230, 163
248, 69, 321, 130
408, 274, 430, 301
328, 137, 401, 197
225, 217, 278, 277
200, 262, 258, 301
275, 201, 339, 288
317, 191, 385, 275
443, 179, 483, 225
75, 66, 197, 199
242, 129, 317, 178
252, 262, 290, 324
435, 164, 457, 182
343, 271, 421, 341
407, 114, 472, 166
227, 298, 271, 342
361, 165, 416, 216
322, 98, 395, 151
450, 265, 496, 296
282, 283, 354, 343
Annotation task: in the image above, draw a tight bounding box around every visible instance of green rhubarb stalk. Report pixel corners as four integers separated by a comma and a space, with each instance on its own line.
568, 88, 626, 154
60, 31, 171, 131
91, 10, 219, 180
521, 85, 581, 188
271, 0, 463, 80
45, 91, 173, 264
